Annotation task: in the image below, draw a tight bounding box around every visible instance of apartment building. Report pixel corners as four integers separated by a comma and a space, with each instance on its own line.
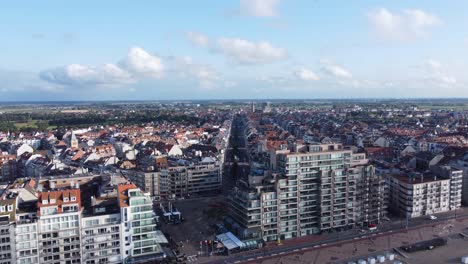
122, 171, 164, 198
430, 166, 463, 210
81, 193, 122, 264
118, 184, 165, 263
15, 211, 39, 264
0, 193, 16, 264
0, 174, 167, 264
37, 188, 82, 264
226, 143, 387, 242
186, 162, 221, 194
0, 154, 16, 182
448, 159, 468, 205
123, 159, 221, 199
387, 173, 451, 218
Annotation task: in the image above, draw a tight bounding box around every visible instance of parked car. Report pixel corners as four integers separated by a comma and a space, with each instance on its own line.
368, 223, 378, 231
427, 215, 437, 220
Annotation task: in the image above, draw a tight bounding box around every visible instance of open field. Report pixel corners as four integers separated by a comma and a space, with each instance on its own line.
13, 120, 56, 130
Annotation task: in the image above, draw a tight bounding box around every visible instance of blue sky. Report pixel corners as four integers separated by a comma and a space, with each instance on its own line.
1, 0, 468, 101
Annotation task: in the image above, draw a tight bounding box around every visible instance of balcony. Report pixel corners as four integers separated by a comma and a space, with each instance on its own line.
84, 229, 119, 238
85, 243, 120, 252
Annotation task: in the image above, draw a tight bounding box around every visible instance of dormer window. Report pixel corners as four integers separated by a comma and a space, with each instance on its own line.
64, 197, 69, 202
71, 196, 76, 202
49, 199, 56, 204
42, 200, 48, 205
7, 205, 13, 212
0, 206, 4, 212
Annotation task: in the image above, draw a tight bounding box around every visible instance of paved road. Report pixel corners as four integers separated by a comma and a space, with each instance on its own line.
222, 114, 250, 195
205, 210, 468, 264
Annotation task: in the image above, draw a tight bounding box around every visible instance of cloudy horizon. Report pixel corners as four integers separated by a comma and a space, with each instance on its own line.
1, 0, 468, 101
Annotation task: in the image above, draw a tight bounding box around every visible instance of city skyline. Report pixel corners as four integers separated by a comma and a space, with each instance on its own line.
2, 0, 468, 100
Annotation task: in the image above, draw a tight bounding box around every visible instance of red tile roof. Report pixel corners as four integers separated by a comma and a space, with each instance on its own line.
37, 189, 81, 216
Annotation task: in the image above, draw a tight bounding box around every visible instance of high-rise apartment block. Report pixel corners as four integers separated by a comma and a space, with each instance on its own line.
0, 174, 167, 264
226, 143, 388, 242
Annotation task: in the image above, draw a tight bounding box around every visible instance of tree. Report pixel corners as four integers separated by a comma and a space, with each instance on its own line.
36, 121, 49, 131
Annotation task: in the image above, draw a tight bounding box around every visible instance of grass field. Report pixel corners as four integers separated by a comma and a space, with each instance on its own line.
14, 120, 56, 130
14, 120, 38, 128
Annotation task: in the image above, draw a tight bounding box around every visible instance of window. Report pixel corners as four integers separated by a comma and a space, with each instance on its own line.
0, 206, 5, 212
7, 205, 13, 212
71, 196, 76, 202
63, 197, 69, 202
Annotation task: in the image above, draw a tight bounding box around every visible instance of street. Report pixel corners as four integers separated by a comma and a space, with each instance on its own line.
223, 114, 250, 194
202, 210, 468, 264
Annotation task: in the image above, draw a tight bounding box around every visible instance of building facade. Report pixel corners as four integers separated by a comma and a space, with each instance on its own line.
227, 144, 388, 242
387, 174, 451, 218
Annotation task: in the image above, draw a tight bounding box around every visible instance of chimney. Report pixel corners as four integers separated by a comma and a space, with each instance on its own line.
70, 180, 75, 188
91, 196, 96, 207
75, 183, 80, 189
50, 181, 55, 190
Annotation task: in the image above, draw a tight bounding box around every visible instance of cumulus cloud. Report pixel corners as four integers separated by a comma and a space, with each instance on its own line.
168, 56, 221, 89
40, 47, 164, 88
40, 63, 133, 87
320, 60, 352, 79
240, 0, 280, 17
423, 59, 456, 85
216, 38, 287, 64
367, 8, 441, 41
119, 47, 164, 78
295, 68, 319, 81
186, 32, 209, 47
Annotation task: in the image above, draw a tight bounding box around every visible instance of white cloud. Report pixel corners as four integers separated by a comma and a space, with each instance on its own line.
40, 47, 164, 88
40, 63, 133, 87
423, 59, 456, 84
168, 56, 221, 89
367, 8, 441, 41
120, 47, 164, 78
216, 38, 287, 64
295, 68, 319, 81
186, 32, 209, 47
240, 0, 280, 17
320, 60, 352, 79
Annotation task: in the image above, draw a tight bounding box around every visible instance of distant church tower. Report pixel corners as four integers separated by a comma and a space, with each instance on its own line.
70, 131, 78, 149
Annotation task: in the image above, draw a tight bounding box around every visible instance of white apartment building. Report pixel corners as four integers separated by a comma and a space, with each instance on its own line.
82, 213, 122, 264
450, 159, 468, 204
387, 174, 451, 218
37, 189, 82, 264
0, 175, 167, 264
15, 215, 39, 264
118, 184, 165, 264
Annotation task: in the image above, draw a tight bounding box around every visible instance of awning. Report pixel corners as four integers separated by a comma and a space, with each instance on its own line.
216, 232, 243, 250
154, 230, 169, 244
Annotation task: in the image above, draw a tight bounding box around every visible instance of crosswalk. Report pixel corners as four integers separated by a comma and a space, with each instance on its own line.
187, 255, 198, 263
